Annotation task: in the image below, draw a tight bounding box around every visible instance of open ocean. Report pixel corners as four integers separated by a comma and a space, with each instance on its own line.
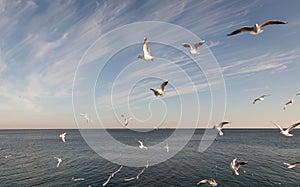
0, 129, 299, 187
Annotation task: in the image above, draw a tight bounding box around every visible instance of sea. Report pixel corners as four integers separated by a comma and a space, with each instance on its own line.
0, 129, 299, 187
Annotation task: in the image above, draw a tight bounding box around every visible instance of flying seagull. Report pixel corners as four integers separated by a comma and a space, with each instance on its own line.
182, 40, 205, 54
71, 177, 85, 181
164, 143, 169, 153
59, 132, 66, 143
54, 157, 62, 168
283, 162, 300, 169
124, 161, 148, 182
138, 37, 154, 61
283, 93, 300, 110
230, 158, 248, 175
197, 178, 218, 186
3, 155, 12, 159
150, 80, 168, 97
272, 121, 300, 137
213, 121, 231, 136
253, 95, 270, 104
121, 114, 132, 127
227, 20, 288, 36
80, 112, 92, 123
138, 140, 148, 150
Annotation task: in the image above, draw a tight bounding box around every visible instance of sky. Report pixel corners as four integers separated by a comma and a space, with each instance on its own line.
1, 0, 300, 129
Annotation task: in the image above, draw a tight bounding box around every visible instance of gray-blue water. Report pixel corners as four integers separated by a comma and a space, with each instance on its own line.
0, 129, 299, 187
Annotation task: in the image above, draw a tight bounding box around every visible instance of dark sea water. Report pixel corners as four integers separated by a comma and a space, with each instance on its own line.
0, 129, 299, 187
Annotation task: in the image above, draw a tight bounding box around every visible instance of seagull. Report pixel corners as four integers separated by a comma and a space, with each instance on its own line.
138, 140, 148, 150
150, 80, 168, 97
3, 155, 12, 159
253, 94, 270, 104
283, 93, 300, 110
121, 114, 132, 127
80, 112, 92, 123
124, 177, 136, 182
164, 143, 169, 153
213, 121, 231, 136
230, 158, 248, 175
54, 157, 62, 168
283, 162, 300, 169
272, 121, 300, 137
59, 132, 66, 143
197, 178, 218, 186
71, 177, 85, 181
182, 40, 205, 54
138, 37, 154, 61
124, 162, 148, 182
103, 165, 123, 186
227, 20, 288, 36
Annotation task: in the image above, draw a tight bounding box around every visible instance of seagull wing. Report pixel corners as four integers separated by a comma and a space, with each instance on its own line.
103, 175, 112, 186
227, 27, 253, 36
194, 40, 205, 50
150, 88, 159, 96
236, 161, 248, 167
260, 20, 288, 28
197, 179, 208, 185
138, 140, 143, 147
272, 122, 283, 131
220, 121, 230, 128
182, 43, 191, 48
287, 122, 300, 132
124, 177, 136, 182
291, 162, 300, 165
160, 80, 169, 92
143, 37, 150, 56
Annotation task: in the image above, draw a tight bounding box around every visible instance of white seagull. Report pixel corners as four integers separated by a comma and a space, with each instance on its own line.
138, 37, 154, 61
197, 178, 218, 186
71, 177, 85, 181
283, 93, 300, 110
59, 132, 66, 143
138, 140, 148, 150
272, 121, 300, 137
283, 162, 300, 169
121, 114, 132, 127
253, 94, 270, 104
150, 80, 168, 97
80, 112, 92, 123
230, 158, 248, 175
3, 155, 12, 159
182, 40, 206, 54
213, 121, 231, 136
54, 157, 62, 168
227, 20, 288, 36
164, 143, 169, 153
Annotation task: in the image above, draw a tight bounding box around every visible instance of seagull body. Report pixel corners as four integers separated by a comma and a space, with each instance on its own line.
80, 112, 92, 123
59, 132, 66, 143
150, 80, 168, 97
71, 177, 85, 181
197, 178, 218, 186
138, 37, 154, 61
182, 40, 205, 54
227, 20, 288, 36
213, 121, 230, 136
272, 121, 300, 137
283, 162, 300, 169
164, 143, 169, 153
283, 93, 300, 110
54, 157, 62, 167
253, 95, 270, 104
121, 114, 132, 127
3, 155, 12, 159
138, 140, 148, 150
230, 158, 248, 175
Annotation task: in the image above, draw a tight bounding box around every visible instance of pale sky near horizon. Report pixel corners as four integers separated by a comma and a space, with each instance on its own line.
1, 0, 300, 129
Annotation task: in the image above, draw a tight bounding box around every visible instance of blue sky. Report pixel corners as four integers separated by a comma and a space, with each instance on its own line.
1, 0, 300, 129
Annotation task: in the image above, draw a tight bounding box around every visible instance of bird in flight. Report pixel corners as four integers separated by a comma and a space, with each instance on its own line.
272, 121, 300, 137
138, 37, 154, 61
227, 20, 288, 36
80, 112, 92, 123
59, 132, 66, 143
230, 158, 248, 175
121, 114, 132, 127
283, 162, 300, 169
182, 40, 205, 54
138, 140, 148, 150
253, 94, 270, 104
54, 157, 62, 168
213, 121, 231, 136
150, 80, 169, 97
197, 178, 218, 186
283, 93, 300, 110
